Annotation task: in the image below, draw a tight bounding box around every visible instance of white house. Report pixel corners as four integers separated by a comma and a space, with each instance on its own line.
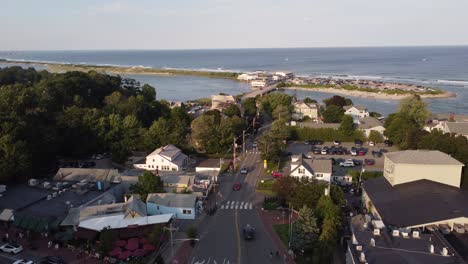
293, 101, 319, 120
443, 122, 468, 139
289, 155, 333, 182
344, 105, 370, 118
134, 145, 188, 171
356, 117, 386, 138
237, 73, 257, 81
146, 193, 199, 220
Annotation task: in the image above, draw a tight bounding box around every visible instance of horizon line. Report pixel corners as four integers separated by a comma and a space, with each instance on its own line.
1, 44, 468, 53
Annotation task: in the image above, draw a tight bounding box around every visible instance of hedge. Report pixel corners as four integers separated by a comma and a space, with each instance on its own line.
289, 127, 365, 142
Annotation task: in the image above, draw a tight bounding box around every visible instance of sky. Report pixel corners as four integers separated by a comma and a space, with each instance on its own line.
1, 0, 468, 50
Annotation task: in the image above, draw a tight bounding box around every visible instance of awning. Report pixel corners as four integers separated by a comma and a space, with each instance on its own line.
0, 209, 14, 222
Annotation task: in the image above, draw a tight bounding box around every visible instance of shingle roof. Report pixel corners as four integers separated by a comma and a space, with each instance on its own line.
54, 168, 119, 182
290, 158, 332, 174
147, 193, 197, 208
148, 144, 182, 159
357, 117, 383, 129
363, 177, 468, 227
385, 150, 464, 166
344, 105, 367, 111
125, 196, 147, 217
446, 122, 468, 135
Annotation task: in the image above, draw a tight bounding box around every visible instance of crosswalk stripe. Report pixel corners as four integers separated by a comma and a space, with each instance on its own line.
249, 203, 253, 210
221, 205, 225, 209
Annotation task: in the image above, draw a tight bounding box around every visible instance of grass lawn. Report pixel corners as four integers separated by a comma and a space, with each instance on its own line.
273, 223, 289, 247
256, 189, 276, 196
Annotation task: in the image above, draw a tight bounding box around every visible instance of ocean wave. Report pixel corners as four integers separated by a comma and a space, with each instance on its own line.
347, 75, 383, 80
436, 80, 468, 86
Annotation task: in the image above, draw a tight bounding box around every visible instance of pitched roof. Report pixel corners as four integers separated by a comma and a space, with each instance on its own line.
125, 196, 147, 217
147, 193, 197, 208
297, 122, 340, 129
357, 117, 383, 129
385, 150, 464, 166
148, 144, 182, 159
195, 159, 221, 168
363, 177, 468, 227
290, 158, 332, 174
294, 101, 318, 109
445, 122, 468, 135
78, 214, 173, 231
344, 105, 367, 111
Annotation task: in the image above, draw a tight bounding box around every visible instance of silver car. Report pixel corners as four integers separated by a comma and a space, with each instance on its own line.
0, 243, 23, 254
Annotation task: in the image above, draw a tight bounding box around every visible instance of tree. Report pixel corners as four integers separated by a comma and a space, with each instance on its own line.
99, 228, 118, 255
0, 135, 30, 183
272, 176, 299, 201
291, 205, 319, 252
339, 115, 355, 136
323, 95, 352, 108
242, 98, 257, 118
223, 105, 241, 117
131, 171, 165, 201
322, 105, 345, 123
368, 130, 384, 143
303, 97, 317, 104
261, 93, 292, 115
289, 181, 326, 209
398, 95, 430, 127
272, 105, 291, 121
369, 111, 382, 118
258, 132, 285, 163
384, 113, 421, 149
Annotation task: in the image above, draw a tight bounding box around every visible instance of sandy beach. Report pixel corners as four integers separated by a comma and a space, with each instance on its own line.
283, 86, 456, 100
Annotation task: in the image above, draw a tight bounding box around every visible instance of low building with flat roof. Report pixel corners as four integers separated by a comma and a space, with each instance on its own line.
147, 193, 199, 220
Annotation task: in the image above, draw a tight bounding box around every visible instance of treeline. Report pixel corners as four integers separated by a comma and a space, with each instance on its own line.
0, 66, 192, 182
289, 127, 365, 142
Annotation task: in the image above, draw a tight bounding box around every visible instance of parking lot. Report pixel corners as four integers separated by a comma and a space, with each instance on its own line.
285, 141, 399, 174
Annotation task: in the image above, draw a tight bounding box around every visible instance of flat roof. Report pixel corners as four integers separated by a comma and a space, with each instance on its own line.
349, 214, 460, 264
195, 158, 221, 168
364, 177, 468, 227
54, 168, 119, 182
0, 185, 51, 211
385, 150, 464, 166
147, 193, 197, 208
79, 213, 173, 231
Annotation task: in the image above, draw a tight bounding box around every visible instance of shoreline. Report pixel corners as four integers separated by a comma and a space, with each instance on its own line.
282, 86, 456, 100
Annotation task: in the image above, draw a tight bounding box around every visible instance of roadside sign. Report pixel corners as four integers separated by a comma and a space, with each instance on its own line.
264, 159, 267, 168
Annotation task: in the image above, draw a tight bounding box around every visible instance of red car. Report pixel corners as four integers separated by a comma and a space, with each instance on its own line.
358, 149, 366, 156
365, 159, 375, 165
272, 171, 284, 178
233, 182, 241, 191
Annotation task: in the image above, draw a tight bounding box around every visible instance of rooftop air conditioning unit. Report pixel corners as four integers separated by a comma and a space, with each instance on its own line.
412, 231, 420, 238
442, 247, 448, 256
46, 195, 52, 200
373, 229, 380, 236
392, 230, 399, 237
356, 245, 362, 251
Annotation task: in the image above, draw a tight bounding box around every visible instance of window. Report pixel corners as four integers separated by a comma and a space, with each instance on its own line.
316, 173, 323, 178
298, 168, 305, 174
153, 159, 155, 162
172, 167, 177, 171
157, 206, 159, 210
183, 209, 192, 215
156, 166, 159, 169
162, 165, 170, 170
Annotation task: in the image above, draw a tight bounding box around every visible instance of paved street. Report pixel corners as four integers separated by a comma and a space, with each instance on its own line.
189, 152, 283, 264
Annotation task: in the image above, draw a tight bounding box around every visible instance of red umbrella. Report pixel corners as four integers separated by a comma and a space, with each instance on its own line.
139, 237, 150, 245
118, 251, 132, 260
126, 238, 139, 251
133, 248, 146, 257
143, 244, 156, 252
109, 247, 122, 257
115, 240, 126, 247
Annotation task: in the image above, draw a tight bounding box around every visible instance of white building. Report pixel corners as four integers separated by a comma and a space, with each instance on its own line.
344, 105, 370, 118
251, 79, 268, 88
289, 155, 333, 182
134, 145, 188, 171
443, 122, 468, 139
356, 117, 386, 138
146, 193, 199, 220
237, 73, 257, 81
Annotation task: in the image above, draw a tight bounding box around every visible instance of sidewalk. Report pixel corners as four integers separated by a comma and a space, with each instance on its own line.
257, 209, 297, 264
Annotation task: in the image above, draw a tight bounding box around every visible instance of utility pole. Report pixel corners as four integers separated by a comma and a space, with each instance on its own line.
163, 222, 178, 259
242, 129, 246, 154
233, 136, 236, 173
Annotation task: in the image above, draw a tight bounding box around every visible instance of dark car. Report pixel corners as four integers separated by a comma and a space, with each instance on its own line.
384, 140, 393, 147
365, 159, 375, 165
354, 139, 363, 146
243, 224, 255, 240
40, 256, 66, 264
353, 159, 362, 165
313, 147, 321, 154
372, 150, 382, 157
315, 140, 324, 145
233, 182, 241, 191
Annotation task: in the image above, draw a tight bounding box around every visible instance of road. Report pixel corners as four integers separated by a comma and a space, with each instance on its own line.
0, 249, 39, 264
190, 151, 282, 264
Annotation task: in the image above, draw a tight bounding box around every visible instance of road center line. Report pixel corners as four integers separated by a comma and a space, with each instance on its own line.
234, 209, 241, 264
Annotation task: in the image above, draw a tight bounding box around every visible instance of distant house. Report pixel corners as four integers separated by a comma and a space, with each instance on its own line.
443, 122, 468, 139
147, 193, 199, 220
289, 155, 333, 182
356, 117, 385, 138
195, 159, 221, 173
251, 80, 268, 88
293, 101, 319, 120
211, 95, 236, 111
134, 145, 188, 171
290, 121, 340, 130
344, 105, 370, 118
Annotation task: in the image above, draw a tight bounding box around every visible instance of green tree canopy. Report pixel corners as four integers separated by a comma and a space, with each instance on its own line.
323, 95, 353, 108
242, 98, 257, 118
339, 115, 355, 136
322, 105, 345, 123
131, 171, 165, 201
291, 205, 319, 252
223, 104, 241, 117
368, 130, 384, 143
303, 97, 317, 104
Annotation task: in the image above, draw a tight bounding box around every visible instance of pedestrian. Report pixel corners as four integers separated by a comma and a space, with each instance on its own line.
48, 240, 52, 248
276, 250, 279, 257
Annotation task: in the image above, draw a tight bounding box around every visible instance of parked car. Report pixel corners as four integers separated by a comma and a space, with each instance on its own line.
0, 243, 23, 254
384, 140, 393, 147
350, 147, 358, 156
233, 182, 241, 191
321, 148, 328, 155
365, 159, 375, 165
335, 148, 345, 155
39, 256, 66, 264
240, 168, 248, 174
368, 141, 375, 147
353, 159, 362, 166
272, 171, 284, 178
333, 140, 341, 146
243, 224, 255, 240
357, 149, 366, 156
372, 150, 382, 157
339, 159, 355, 167
13, 260, 34, 264
315, 140, 324, 145
354, 139, 363, 146
313, 147, 321, 154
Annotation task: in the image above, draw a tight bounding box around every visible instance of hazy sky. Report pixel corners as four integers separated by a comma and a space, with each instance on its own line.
1, 0, 468, 50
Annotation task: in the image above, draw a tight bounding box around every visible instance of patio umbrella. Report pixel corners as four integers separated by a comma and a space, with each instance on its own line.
125, 238, 139, 251
109, 247, 122, 257
133, 248, 146, 257
115, 240, 127, 247
118, 250, 132, 260
143, 244, 156, 252
139, 237, 150, 245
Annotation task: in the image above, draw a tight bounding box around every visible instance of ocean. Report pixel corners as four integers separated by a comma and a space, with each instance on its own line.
1, 46, 468, 115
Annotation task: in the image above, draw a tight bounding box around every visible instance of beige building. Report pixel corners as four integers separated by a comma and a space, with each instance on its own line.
293, 101, 319, 120
356, 117, 385, 138
383, 150, 464, 188
211, 95, 236, 111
